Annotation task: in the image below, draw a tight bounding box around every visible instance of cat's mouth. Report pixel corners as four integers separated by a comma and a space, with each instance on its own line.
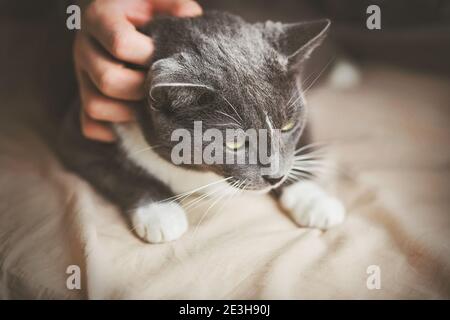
227, 176, 287, 193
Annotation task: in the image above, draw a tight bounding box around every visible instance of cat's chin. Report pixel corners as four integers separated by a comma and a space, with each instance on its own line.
243, 187, 273, 195
239, 184, 282, 195
232, 177, 287, 194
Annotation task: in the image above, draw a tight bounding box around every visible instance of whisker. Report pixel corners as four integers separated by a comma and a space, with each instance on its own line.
292, 163, 332, 176
286, 89, 302, 110
208, 179, 246, 224
182, 181, 231, 211
293, 160, 329, 166
181, 192, 212, 211
299, 56, 334, 91
221, 96, 243, 123
209, 122, 241, 128
294, 156, 329, 161
294, 151, 327, 159
287, 174, 301, 183
289, 170, 316, 180
294, 141, 330, 155
192, 180, 240, 234
158, 176, 233, 204
292, 168, 327, 175
292, 162, 330, 169
292, 168, 328, 176
286, 89, 299, 106
216, 111, 243, 128
286, 90, 304, 111
303, 56, 336, 94
295, 162, 342, 176
214, 182, 241, 212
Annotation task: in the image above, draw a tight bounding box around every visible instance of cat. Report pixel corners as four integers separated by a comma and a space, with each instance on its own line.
58, 11, 345, 243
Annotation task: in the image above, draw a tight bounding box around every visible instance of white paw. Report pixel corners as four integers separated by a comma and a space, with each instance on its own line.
131, 202, 188, 243
280, 181, 345, 229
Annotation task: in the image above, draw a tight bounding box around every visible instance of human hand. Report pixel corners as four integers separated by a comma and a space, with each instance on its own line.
74, 0, 202, 142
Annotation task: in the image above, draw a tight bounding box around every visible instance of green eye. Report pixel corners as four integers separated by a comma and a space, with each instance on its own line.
225, 140, 245, 151
281, 120, 296, 132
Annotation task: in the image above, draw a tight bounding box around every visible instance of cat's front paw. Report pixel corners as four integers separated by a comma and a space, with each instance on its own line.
131, 202, 188, 243
280, 181, 345, 229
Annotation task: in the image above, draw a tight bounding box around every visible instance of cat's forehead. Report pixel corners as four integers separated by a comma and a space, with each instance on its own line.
157, 20, 286, 81
197, 28, 288, 76
193, 39, 290, 101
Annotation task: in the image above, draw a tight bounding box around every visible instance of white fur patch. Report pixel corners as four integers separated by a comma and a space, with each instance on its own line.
131, 202, 188, 243
114, 123, 233, 196
280, 181, 345, 229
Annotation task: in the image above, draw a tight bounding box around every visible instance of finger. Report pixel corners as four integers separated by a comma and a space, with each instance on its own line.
80, 110, 117, 142
76, 34, 146, 101
75, 39, 117, 143
77, 69, 136, 122
84, 95, 136, 123
124, 0, 153, 26
84, 3, 154, 65
152, 0, 203, 17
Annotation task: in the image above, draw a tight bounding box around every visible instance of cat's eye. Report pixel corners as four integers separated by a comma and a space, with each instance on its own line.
225, 140, 245, 151
281, 120, 296, 132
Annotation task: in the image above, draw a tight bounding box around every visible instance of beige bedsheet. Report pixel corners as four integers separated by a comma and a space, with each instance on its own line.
1, 65, 449, 299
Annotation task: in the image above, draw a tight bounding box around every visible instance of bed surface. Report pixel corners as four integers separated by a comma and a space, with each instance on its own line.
1, 63, 449, 299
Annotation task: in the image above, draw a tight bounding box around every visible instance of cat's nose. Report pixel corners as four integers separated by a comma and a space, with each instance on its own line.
263, 175, 284, 185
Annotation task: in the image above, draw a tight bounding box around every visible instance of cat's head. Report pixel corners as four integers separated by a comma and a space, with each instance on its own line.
142, 12, 329, 191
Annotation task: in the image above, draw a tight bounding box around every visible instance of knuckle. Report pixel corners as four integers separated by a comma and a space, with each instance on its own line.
97, 69, 116, 95
84, 100, 103, 120
81, 120, 95, 139
110, 29, 128, 59
85, 2, 100, 22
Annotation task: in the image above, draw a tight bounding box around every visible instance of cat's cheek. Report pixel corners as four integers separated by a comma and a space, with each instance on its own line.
279, 181, 346, 229
131, 202, 188, 243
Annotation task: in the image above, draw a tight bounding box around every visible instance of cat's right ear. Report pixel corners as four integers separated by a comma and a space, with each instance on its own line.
262, 19, 330, 69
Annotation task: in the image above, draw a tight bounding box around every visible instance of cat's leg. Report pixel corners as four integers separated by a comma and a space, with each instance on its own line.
273, 130, 346, 229
84, 159, 189, 243
58, 109, 188, 243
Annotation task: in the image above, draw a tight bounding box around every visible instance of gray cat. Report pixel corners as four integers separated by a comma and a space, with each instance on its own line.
58, 11, 345, 243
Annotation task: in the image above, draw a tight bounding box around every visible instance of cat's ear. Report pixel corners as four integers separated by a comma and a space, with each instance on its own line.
146, 56, 215, 112
263, 19, 330, 68
147, 56, 188, 111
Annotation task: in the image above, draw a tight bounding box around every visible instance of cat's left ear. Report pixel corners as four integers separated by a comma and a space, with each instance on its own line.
263, 19, 330, 68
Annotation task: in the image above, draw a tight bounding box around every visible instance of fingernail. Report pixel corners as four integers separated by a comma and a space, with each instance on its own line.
178, 1, 203, 17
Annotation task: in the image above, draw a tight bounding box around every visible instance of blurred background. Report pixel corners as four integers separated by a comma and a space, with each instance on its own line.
200, 0, 450, 74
